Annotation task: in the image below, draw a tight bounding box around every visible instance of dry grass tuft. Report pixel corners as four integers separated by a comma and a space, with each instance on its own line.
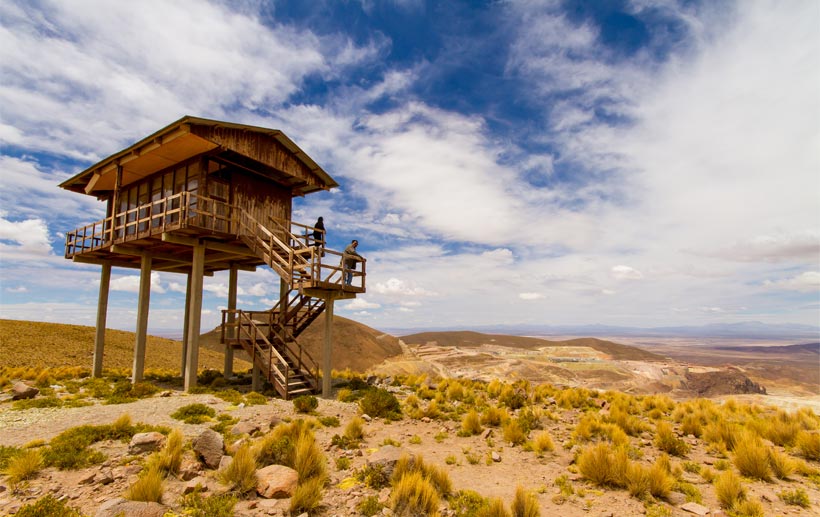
461, 410, 483, 436
218, 444, 257, 495
510, 485, 540, 517
714, 470, 745, 510
654, 421, 690, 457
732, 431, 771, 481
391, 470, 440, 516
290, 476, 324, 514
528, 431, 555, 455
4, 449, 42, 488
796, 431, 820, 461
125, 465, 164, 502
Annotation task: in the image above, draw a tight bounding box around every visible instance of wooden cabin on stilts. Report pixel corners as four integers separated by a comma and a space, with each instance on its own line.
59, 116, 365, 399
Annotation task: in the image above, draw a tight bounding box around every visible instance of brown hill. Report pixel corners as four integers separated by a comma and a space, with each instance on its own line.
0, 319, 247, 371
199, 314, 402, 373
401, 330, 666, 362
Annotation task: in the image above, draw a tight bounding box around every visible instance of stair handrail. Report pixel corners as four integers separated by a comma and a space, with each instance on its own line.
228, 310, 290, 387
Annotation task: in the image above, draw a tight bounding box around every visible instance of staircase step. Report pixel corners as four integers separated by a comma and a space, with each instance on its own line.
288, 387, 316, 396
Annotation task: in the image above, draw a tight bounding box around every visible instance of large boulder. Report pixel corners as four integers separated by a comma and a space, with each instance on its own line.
11, 382, 38, 400
193, 429, 224, 469
128, 432, 165, 455
256, 464, 298, 499
366, 445, 409, 479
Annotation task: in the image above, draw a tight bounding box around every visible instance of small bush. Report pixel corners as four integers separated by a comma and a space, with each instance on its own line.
171, 403, 216, 424
714, 470, 745, 510
125, 465, 164, 502
145, 428, 184, 476
768, 448, 796, 479
648, 457, 674, 500
483, 497, 512, 517
796, 431, 820, 461
335, 456, 351, 470
481, 406, 508, 427
355, 463, 391, 489
244, 391, 268, 405
218, 444, 257, 495
732, 499, 764, 517
449, 489, 489, 516
528, 431, 555, 455
346, 416, 366, 441
499, 387, 527, 410
391, 471, 440, 516
357, 495, 384, 516
293, 395, 319, 413
779, 487, 810, 508
178, 491, 237, 517
732, 432, 771, 481
461, 410, 483, 436
502, 419, 527, 446
290, 476, 324, 514
319, 415, 340, 427
511, 485, 540, 517
577, 442, 627, 487
654, 421, 689, 457
4, 448, 42, 487
359, 388, 402, 419
12, 495, 85, 517
293, 432, 327, 483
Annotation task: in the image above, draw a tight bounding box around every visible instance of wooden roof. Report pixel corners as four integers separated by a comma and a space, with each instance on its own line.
59, 116, 338, 197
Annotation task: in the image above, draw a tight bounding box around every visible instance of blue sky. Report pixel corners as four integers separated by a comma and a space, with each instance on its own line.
0, 0, 818, 335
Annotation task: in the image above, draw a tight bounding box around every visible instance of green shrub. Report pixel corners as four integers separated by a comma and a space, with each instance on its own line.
449, 489, 490, 516
244, 391, 268, 405
178, 490, 237, 517
355, 463, 391, 489
779, 488, 810, 508
293, 395, 319, 413
0, 445, 22, 469
654, 421, 690, 457
171, 403, 216, 424
357, 495, 384, 516
12, 396, 63, 410
359, 388, 402, 419
12, 495, 86, 517
319, 415, 340, 427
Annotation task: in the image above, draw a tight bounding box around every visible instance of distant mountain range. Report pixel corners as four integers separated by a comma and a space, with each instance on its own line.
387, 321, 820, 341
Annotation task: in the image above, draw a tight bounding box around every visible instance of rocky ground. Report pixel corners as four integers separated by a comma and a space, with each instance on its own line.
1, 379, 819, 517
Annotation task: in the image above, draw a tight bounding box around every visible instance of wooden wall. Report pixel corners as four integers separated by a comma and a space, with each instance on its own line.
232, 170, 291, 231
191, 126, 323, 191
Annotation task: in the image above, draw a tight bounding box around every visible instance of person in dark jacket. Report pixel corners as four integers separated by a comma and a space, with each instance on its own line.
343, 239, 362, 285
312, 217, 325, 255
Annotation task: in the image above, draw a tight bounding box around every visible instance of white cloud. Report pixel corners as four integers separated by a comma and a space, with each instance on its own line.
344, 298, 381, 310
519, 292, 544, 300
0, 215, 54, 260
611, 265, 644, 280
5, 286, 28, 293
764, 271, 820, 293
372, 277, 437, 297
110, 272, 166, 294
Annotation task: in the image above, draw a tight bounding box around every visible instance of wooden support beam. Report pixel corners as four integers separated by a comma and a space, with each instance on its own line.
73, 256, 138, 269
184, 243, 205, 391
112, 244, 192, 264
92, 262, 111, 378
161, 233, 258, 258
132, 252, 152, 383
224, 266, 237, 378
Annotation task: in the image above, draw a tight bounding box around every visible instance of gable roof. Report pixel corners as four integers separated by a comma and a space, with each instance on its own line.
59, 116, 338, 197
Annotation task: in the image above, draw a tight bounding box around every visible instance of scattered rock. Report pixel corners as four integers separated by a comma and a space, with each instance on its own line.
362, 414, 372, 422
230, 421, 260, 436
680, 502, 710, 516
666, 491, 686, 506
128, 432, 165, 455
96, 469, 115, 485
491, 451, 501, 463
481, 428, 493, 439
256, 464, 298, 499
366, 445, 407, 478
269, 416, 284, 429
94, 498, 168, 517
218, 455, 233, 471
183, 477, 208, 495
11, 382, 38, 400
192, 429, 224, 469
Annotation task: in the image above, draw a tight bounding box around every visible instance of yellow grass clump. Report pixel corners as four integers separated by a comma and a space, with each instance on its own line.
732, 431, 771, 481
345, 416, 366, 441
796, 431, 820, 461
528, 431, 555, 455
4, 449, 42, 488
146, 429, 184, 476
218, 444, 257, 495
125, 465, 164, 502
510, 485, 540, 517
290, 476, 324, 514
714, 470, 746, 510
654, 421, 690, 457
481, 405, 509, 427
391, 470, 440, 516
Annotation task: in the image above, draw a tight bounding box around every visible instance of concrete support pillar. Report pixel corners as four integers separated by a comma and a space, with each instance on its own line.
184, 243, 205, 391
132, 252, 152, 383
92, 262, 112, 378
224, 266, 237, 378
322, 295, 335, 398
180, 272, 192, 379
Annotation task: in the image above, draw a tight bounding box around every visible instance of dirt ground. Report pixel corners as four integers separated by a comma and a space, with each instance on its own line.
2, 383, 820, 517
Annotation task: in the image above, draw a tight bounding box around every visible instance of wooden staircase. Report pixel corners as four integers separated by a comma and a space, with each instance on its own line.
220, 210, 350, 399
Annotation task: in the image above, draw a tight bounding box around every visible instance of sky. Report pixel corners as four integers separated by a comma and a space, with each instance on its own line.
0, 0, 818, 336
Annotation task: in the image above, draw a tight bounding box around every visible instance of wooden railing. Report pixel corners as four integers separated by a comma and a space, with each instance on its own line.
221, 309, 320, 396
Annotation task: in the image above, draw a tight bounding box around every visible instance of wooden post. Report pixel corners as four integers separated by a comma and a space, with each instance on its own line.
92, 261, 111, 377
252, 364, 261, 392
224, 265, 237, 378
132, 252, 152, 383
180, 271, 192, 378
184, 243, 205, 391
322, 295, 335, 398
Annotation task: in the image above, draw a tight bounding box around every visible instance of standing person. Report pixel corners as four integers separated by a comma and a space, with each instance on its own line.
312, 217, 325, 255
343, 239, 362, 286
